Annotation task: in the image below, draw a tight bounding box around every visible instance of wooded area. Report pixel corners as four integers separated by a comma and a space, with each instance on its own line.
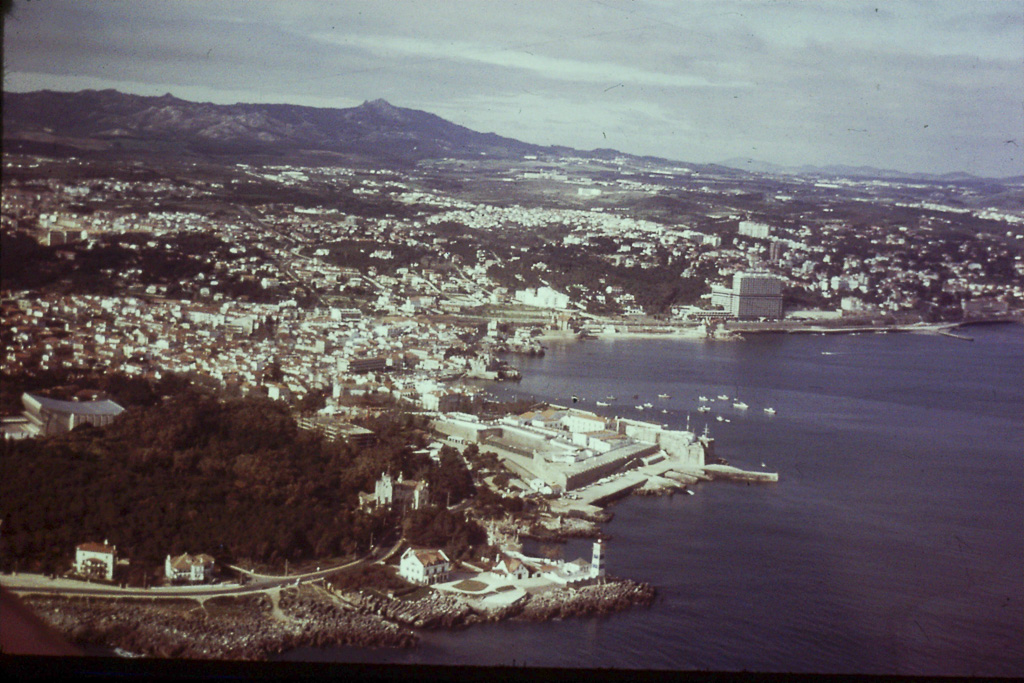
0, 385, 488, 583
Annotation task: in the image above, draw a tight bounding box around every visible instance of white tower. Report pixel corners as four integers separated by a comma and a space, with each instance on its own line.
375, 473, 393, 507
590, 540, 606, 579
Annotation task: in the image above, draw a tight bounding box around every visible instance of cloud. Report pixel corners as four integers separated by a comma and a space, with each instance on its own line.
310, 33, 754, 90
3, 0, 1021, 175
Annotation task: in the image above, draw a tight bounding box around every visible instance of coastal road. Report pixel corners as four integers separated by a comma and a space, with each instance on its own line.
0, 545, 391, 602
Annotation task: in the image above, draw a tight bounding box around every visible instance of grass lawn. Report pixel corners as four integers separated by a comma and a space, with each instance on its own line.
452, 579, 489, 592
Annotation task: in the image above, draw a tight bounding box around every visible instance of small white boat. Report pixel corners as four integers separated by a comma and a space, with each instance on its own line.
764, 407, 776, 415
661, 409, 668, 414
658, 393, 671, 399
698, 396, 710, 402
716, 415, 724, 422
685, 489, 694, 496
606, 395, 617, 401
717, 394, 729, 400
635, 405, 645, 410
733, 401, 749, 410
643, 402, 653, 408
697, 406, 710, 413
596, 401, 609, 406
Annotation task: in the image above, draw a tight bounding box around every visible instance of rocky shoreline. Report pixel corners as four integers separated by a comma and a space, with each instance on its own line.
22, 589, 418, 660
22, 577, 656, 661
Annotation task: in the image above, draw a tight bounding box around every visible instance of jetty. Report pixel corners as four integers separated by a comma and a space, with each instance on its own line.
937, 329, 973, 341
701, 464, 779, 483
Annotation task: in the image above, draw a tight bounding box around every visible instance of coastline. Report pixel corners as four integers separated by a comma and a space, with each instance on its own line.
533, 315, 1022, 346
19, 577, 655, 661
536, 328, 708, 343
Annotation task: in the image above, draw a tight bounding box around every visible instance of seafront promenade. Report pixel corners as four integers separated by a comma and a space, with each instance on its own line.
535, 314, 1020, 346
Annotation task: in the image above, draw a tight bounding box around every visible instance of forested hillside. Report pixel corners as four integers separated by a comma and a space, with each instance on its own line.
0, 389, 485, 583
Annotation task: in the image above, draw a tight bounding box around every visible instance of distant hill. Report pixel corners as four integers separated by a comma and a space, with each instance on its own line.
1, 89, 557, 163
717, 157, 1012, 183
3, 90, 1003, 184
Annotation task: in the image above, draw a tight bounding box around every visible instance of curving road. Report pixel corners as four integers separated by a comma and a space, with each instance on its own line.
1, 537, 405, 601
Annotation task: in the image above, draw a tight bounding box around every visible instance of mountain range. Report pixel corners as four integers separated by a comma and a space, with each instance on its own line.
2, 89, 1014, 183
1, 89, 560, 164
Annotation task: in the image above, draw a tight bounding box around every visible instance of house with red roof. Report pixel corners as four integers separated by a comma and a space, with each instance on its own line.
492, 553, 531, 581
398, 547, 451, 585
75, 540, 116, 580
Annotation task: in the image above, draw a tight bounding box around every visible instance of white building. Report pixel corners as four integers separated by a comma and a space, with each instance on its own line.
493, 554, 532, 580
514, 286, 570, 310
562, 408, 607, 434
371, 473, 429, 510
75, 540, 116, 580
399, 548, 451, 585
165, 552, 215, 583
738, 220, 771, 239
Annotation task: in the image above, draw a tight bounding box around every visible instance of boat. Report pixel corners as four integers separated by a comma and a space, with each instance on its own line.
635, 405, 645, 411
658, 393, 671, 399
716, 415, 724, 422
764, 407, 776, 415
697, 406, 710, 413
661, 409, 668, 414
596, 401, 609, 406
643, 402, 653, 408
698, 396, 710, 402
685, 489, 694, 496
733, 400, 749, 410
606, 395, 617, 401
717, 394, 728, 400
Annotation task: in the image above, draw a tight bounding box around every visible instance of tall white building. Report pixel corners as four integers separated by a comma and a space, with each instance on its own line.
709, 272, 784, 320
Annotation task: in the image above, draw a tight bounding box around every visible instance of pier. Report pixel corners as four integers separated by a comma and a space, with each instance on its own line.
937, 329, 974, 341
701, 464, 779, 484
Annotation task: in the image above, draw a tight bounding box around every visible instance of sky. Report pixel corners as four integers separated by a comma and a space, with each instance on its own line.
3, 0, 1022, 177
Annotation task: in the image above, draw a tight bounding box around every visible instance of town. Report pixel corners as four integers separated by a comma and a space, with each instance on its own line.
2, 142, 1022, 658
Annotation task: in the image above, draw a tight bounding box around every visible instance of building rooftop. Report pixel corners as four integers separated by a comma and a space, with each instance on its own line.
77, 541, 115, 554
25, 393, 125, 417
411, 548, 450, 566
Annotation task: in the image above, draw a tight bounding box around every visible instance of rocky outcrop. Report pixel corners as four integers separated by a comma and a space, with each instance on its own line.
23, 590, 417, 660
338, 588, 473, 629
21, 577, 655, 661
518, 579, 656, 621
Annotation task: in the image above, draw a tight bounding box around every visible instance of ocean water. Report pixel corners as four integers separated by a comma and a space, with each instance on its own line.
283, 324, 1024, 676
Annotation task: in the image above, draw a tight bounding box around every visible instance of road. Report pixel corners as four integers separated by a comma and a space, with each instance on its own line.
236, 204, 325, 305
0, 539, 404, 601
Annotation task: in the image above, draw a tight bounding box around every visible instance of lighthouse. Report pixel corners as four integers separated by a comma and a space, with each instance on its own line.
590, 539, 606, 579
